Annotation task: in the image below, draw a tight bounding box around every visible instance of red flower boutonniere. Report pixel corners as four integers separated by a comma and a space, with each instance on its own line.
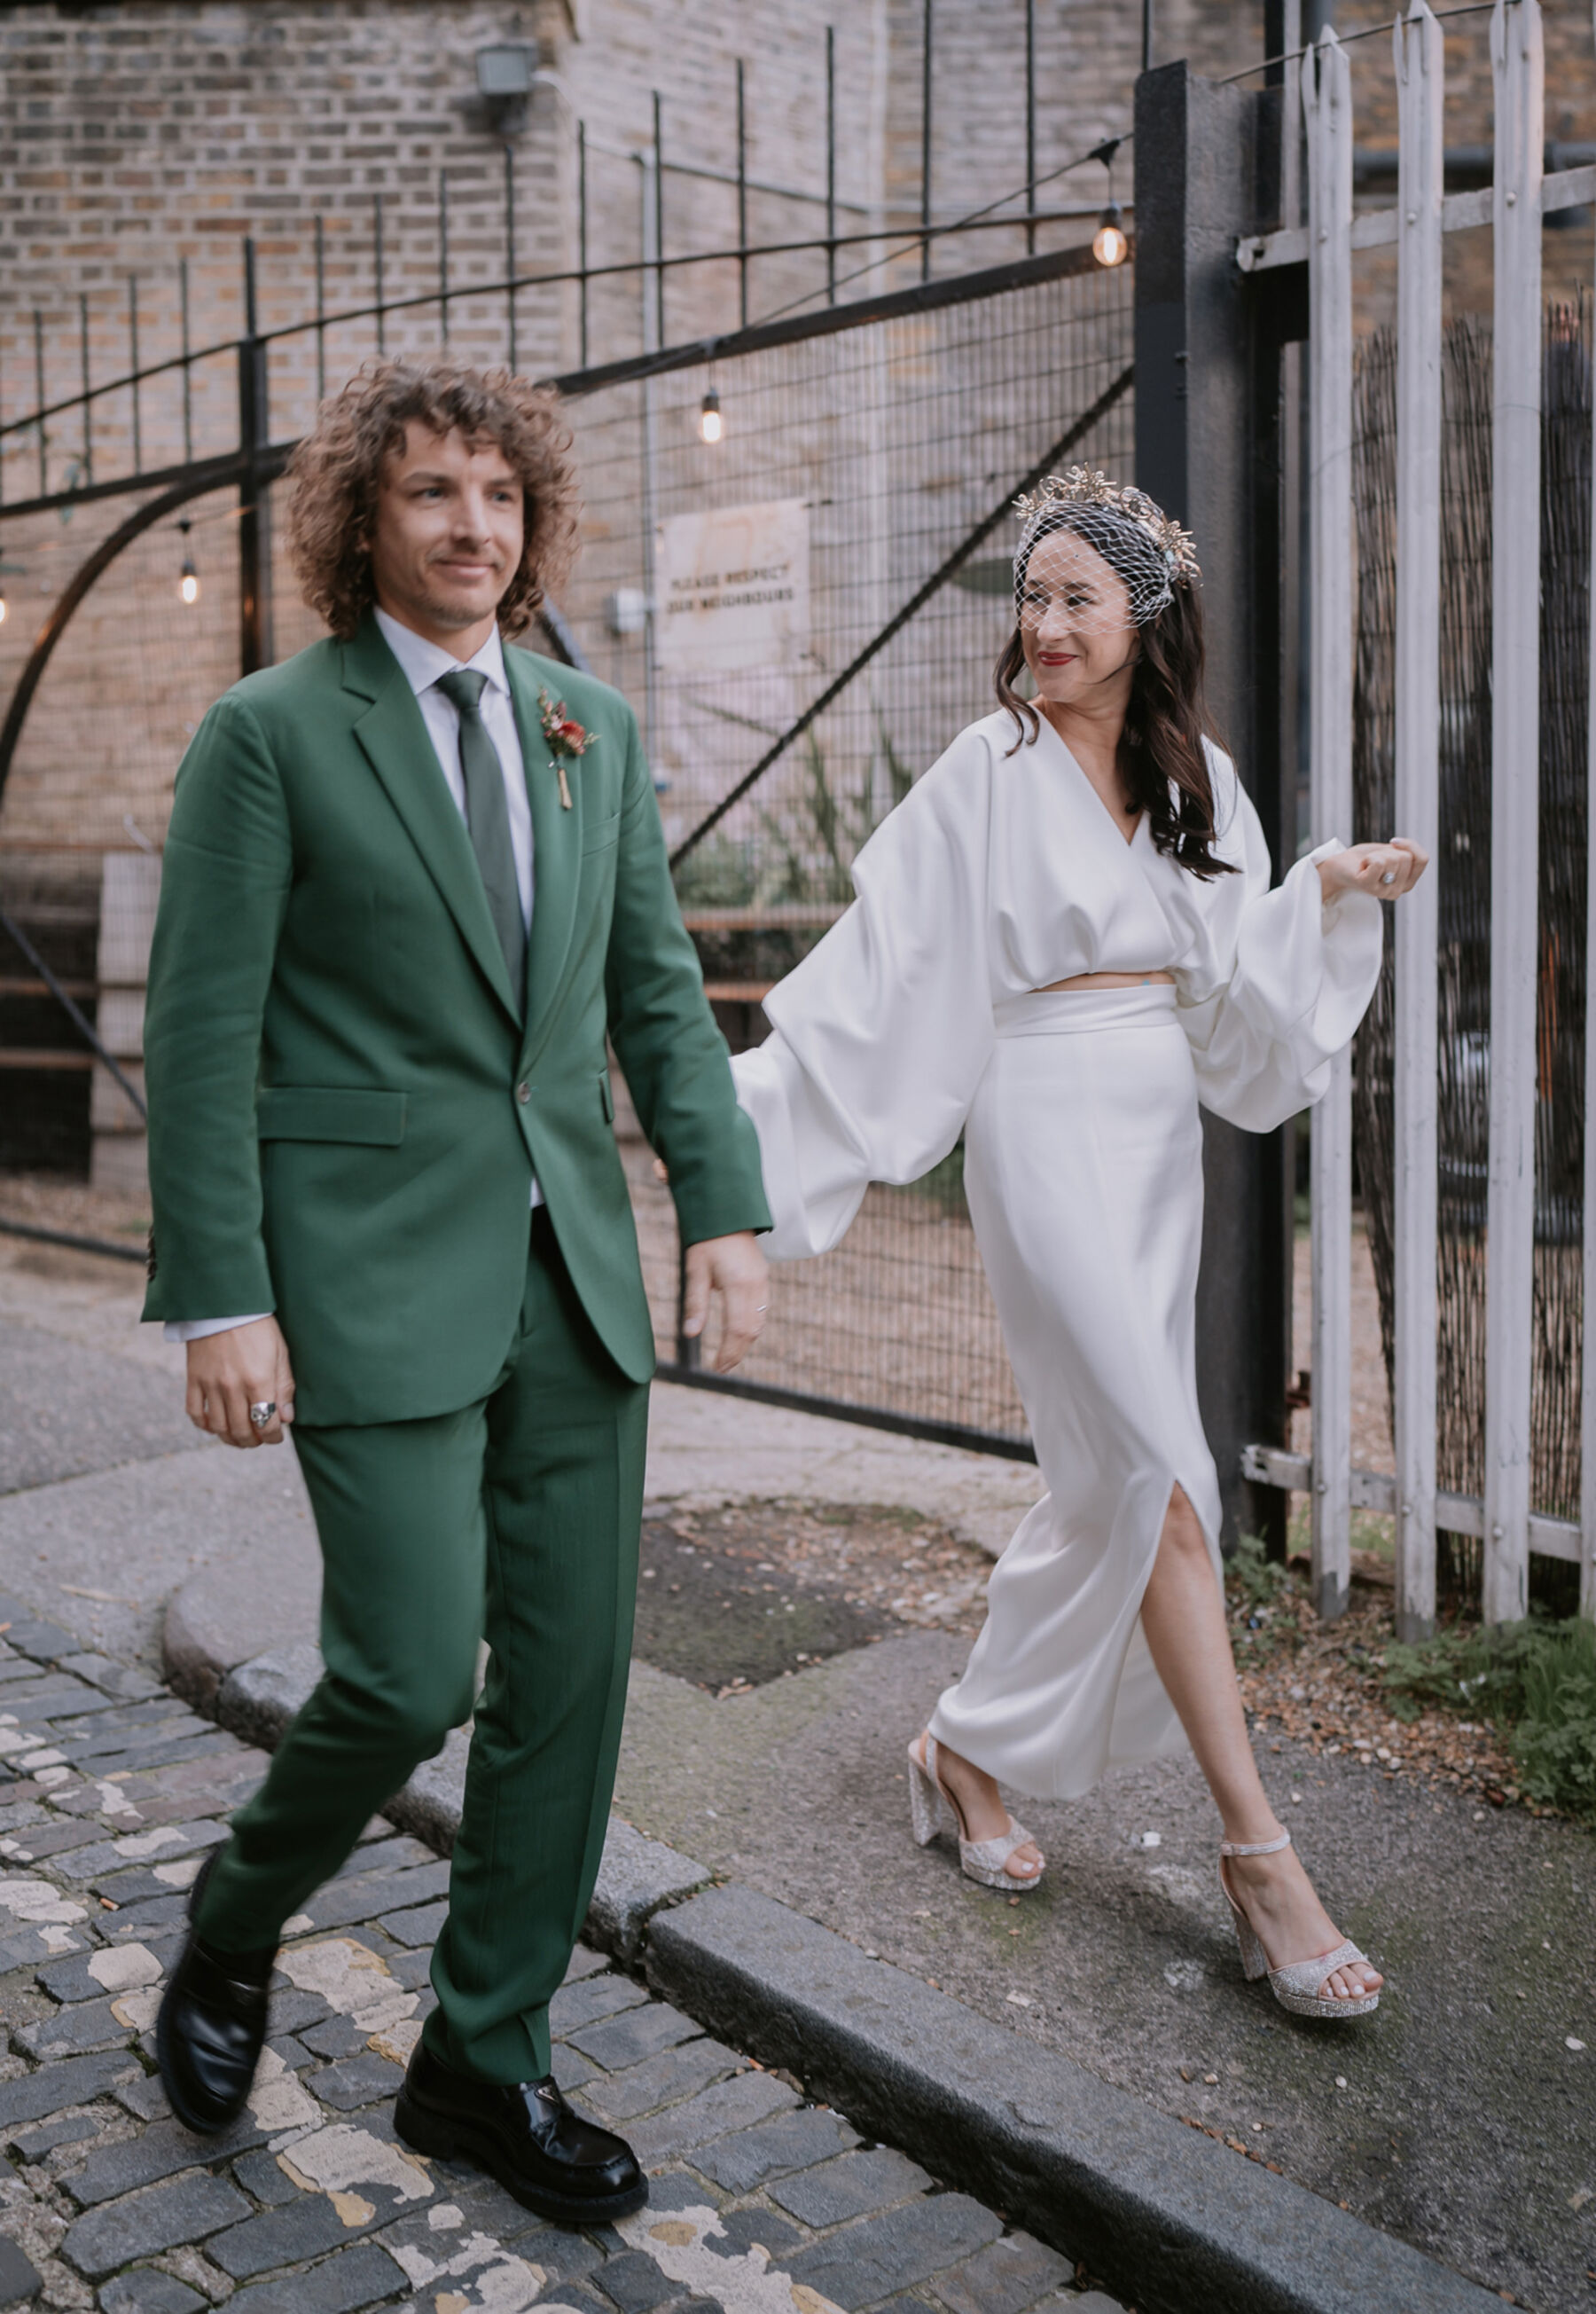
537, 686, 595, 810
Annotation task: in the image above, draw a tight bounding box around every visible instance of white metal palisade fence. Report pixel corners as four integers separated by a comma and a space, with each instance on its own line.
1240, 0, 1596, 1637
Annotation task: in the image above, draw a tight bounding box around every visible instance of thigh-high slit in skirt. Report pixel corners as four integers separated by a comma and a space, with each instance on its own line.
928, 982, 1223, 1801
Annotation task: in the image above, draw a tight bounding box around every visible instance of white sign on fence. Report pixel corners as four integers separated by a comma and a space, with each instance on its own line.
655, 498, 810, 671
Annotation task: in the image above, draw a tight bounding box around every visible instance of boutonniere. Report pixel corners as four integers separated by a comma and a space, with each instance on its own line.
537, 686, 595, 810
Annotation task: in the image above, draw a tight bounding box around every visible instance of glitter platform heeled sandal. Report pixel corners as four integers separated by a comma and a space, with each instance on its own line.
1219, 1830, 1381, 2020
907, 1731, 1043, 1892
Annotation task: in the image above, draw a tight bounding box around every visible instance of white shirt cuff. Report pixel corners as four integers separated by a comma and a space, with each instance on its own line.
162, 1314, 271, 1344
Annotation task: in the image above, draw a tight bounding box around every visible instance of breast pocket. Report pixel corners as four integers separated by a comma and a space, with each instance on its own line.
582, 810, 622, 857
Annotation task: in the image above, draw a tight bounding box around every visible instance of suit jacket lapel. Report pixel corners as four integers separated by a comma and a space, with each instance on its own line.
341, 619, 520, 1025
510, 653, 583, 1066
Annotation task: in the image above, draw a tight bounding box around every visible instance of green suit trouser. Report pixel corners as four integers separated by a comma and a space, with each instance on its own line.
195, 1210, 648, 2084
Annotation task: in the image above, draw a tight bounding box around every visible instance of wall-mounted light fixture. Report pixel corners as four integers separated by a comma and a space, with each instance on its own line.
476, 42, 537, 138
178, 519, 200, 606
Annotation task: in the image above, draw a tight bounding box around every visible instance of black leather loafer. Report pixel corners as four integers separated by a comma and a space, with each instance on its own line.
154, 1850, 274, 2137
395, 2042, 646, 2224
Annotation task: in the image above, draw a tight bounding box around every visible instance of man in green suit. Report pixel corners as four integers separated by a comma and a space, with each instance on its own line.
144, 356, 770, 2218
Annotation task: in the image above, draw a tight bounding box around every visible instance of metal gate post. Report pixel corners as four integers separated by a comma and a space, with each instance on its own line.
238, 239, 275, 677
1133, 60, 1297, 1552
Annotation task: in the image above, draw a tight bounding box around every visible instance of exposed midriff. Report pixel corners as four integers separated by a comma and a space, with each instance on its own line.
1032, 969, 1177, 993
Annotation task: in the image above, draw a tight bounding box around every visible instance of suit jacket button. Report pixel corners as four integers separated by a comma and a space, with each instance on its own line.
516, 1081, 531, 1104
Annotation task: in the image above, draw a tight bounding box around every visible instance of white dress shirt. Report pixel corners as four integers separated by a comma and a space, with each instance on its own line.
165, 608, 540, 1345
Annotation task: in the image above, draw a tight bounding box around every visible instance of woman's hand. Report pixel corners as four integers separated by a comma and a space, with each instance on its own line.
1316, 837, 1428, 904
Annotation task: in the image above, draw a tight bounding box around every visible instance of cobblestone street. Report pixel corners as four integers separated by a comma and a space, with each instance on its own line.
0, 1597, 1124, 2314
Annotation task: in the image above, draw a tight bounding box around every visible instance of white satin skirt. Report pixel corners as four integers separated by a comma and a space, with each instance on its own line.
928, 984, 1224, 1800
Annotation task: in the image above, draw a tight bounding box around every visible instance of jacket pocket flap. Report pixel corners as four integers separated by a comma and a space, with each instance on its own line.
257, 1087, 408, 1145
582, 809, 622, 854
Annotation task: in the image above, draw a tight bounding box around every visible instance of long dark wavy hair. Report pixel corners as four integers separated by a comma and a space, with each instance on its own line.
994, 523, 1236, 880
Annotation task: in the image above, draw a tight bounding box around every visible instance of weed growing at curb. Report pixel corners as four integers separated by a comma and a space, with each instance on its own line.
1224, 1538, 1596, 1821
1383, 1614, 1596, 1820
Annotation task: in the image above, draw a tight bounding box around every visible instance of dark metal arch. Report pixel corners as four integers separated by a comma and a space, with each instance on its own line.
0, 449, 284, 812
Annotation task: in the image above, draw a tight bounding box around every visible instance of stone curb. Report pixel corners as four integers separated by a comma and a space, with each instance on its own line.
200, 1644, 1500, 2314
210, 1643, 710, 1963
645, 1886, 1503, 2314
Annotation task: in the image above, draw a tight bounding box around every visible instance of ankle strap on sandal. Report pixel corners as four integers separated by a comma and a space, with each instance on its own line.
1219, 1831, 1292, 1857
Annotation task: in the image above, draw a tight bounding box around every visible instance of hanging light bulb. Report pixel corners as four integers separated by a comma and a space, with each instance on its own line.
0, 591, 7, 628
698, 387, 724, 445
178, 518, 200, 606
1092, 202, 1128, 268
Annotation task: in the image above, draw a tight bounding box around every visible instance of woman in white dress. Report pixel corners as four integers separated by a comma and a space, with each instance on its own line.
732, 468, 1426, 2020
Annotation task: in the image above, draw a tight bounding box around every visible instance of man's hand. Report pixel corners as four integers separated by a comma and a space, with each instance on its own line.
186, 1316, 296, 1448
681, 1232, 768, 1373
1317, 836, 1428, 902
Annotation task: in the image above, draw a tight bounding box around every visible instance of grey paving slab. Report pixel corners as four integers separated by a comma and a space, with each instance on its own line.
700, 2205, 806, 2262
57, 1656, 164, 1701
932, 2232, 1077, 2314
374, 1898, 447, 1947
622, 2066, 801, 2168
304, 2051, 404, 2111
592, 2247, 680, 2313
230, 2149, 303, 2209
550, 1971, 653, 2036
98, 2270, 209, 2313
299, 2015, 369, 2062
61, 2171, 252, 2279
770, 2146, 935, 2228
580, 2033, 747, 2122
783, 2193, 1005, 2309
222, 2240, 410, 2314
65, 2114, 266, 2208
207, 2190, 361, 2279
0, 2049, 140, 2127
552, 2043, 600, 2096
299, 1859, 450, 1929
0, 1614, 83, 1663
8, 2112, 99, 2162
566, 1996, 703, 2071
13, 1994, 135, 2061
692, 2104, 861, 2193
0, 2232, 42, 2306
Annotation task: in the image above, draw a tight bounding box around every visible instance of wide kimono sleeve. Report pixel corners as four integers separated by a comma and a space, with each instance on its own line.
1177, 769, 1384, 1134
732, 736, 997, 1259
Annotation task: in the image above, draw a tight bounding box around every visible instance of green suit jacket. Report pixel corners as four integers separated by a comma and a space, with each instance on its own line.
141, 613, 770, 1425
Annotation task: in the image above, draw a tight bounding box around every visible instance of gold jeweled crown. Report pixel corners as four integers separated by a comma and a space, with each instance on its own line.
1013, 466, 1201, 587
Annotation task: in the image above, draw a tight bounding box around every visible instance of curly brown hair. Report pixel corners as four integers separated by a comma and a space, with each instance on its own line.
285, 354, 580, 640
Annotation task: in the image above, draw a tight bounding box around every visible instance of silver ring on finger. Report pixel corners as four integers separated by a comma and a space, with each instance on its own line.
1381, 869, 1396, 885
248, 1400, 277, 1430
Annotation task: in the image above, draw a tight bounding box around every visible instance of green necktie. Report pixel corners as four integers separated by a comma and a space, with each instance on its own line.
435, 668, 527, 1008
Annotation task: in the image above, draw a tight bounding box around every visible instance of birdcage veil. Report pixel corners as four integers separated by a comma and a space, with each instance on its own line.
1013, 467, 1201, 636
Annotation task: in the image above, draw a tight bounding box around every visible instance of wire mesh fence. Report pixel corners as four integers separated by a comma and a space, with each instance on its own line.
557, 254, 1135, 1447
1350, 306, 1588, 1612
0, 235, 1132, 1453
